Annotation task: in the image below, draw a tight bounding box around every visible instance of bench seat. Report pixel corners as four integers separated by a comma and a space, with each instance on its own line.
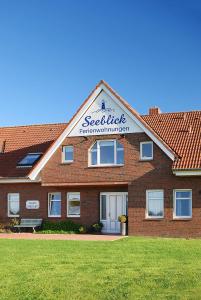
14, 219, 43, 232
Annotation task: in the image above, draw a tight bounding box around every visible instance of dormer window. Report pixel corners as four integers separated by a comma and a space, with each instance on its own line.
89, 140, 124, 166
17, 153, 42, 168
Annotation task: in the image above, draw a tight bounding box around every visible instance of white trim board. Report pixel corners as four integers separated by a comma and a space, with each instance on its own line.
0, 178, 41, 184
173, 170, 201, 176
28, 81, 175, 180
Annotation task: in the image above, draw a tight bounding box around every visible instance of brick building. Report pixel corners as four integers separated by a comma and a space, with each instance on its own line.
0, 80, 200, 236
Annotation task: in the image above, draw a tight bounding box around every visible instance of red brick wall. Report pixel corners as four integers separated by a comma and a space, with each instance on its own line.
128, 171, 201, 237
40, 132, 201, 237
41, 133, 162, 183
0, 183, 126, 227
0, 132, 200, 237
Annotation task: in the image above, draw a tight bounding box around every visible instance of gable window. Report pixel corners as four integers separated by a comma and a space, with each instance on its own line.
48, 193, 61, 217
140, 142, 153, 160
89, 140, 124, 166
17, 153, 42, 167
8, 193, 20, 217
62, 146, 74, 163
67, 193, 80, 217
146, 190, 164, 218
173, 190, 192, 219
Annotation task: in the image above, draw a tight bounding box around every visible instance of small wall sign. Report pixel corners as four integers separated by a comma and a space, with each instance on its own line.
26, 200, 40, 209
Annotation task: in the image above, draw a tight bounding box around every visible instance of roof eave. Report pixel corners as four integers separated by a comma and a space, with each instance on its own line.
173, 169, 201, 176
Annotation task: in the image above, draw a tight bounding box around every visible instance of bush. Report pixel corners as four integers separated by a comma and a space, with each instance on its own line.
90, 222, 103, 233
0, 223, 11, 233
37, 230, 76, 234
79, 226, 87, 234
42, 220, 82, 233
9, 218, 20, 227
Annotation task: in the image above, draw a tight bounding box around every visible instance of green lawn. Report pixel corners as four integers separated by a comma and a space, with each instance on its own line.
0, 237, 201, 300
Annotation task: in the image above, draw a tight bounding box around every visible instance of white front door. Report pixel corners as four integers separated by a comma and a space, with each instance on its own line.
100, 192, 128, 233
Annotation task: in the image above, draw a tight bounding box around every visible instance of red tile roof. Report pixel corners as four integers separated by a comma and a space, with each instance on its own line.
0, 123, 66, 178
0, 110, 200, 178
142, 111, 201, 170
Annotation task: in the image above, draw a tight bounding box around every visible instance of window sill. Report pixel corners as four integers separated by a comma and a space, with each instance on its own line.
60, 162, 73, 165
172, 218, 192, 221
139, 159, 153, 162
88, 164, 124, 168
67, 215, 80, 218
48, 216, 61, 218
144, 218, 164, 221
16, 166, 32, 168
8, 215, 19, 218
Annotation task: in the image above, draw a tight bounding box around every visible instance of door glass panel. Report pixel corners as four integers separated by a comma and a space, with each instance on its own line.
109, 196, 117, 220
101, 195, 106, 220
126, 194, 128, 215
116, 195, 123, 219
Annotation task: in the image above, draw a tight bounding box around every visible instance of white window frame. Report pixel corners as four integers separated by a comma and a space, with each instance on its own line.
173, 189, 192, 219
140, 141, 153, 160
7, 193, 20, 217
67, 192, 80, 218
89, 139, 124, 167
48, 192, 61, 217
146, 190, 164, 219
62, 146, 74, 163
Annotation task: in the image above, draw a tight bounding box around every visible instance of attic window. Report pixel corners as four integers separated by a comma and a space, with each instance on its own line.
17, 153, 42, 168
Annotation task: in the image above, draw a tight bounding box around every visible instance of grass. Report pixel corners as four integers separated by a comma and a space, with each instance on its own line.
0, 237, 201, 300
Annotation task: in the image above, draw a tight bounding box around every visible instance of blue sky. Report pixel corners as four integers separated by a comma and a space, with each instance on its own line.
0, 0, 200, 126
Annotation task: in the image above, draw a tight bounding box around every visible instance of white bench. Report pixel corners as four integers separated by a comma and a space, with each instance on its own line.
14, 219, 43, 233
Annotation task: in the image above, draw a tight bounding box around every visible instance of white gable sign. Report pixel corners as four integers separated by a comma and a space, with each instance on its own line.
69, 91, 143, 136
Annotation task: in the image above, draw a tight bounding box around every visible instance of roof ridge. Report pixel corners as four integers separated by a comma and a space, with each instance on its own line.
0, 122, 68, 129
142, 110, 201, 116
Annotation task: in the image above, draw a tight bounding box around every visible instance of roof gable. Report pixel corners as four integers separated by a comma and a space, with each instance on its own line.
28, 80, 175, 180
68, 89, 143, 136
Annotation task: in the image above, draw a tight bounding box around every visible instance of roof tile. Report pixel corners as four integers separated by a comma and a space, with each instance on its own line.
142, 111, 201, 170
0, 123, 66, 177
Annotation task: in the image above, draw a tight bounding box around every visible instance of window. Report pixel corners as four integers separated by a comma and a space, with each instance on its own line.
17, 153, 42, 167
173, 190, 192, 219
146, 190, 164, 218
140, 142, 153, 160
89, 140, 124, 166
62, 146, 74, 163
67, 193, 80, 217
8, 193, 20, 217
48, 193, 61, 217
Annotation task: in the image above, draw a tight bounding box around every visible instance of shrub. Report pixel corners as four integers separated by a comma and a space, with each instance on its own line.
0, 223, 11, 233
42, 220, 82, 233
79, 226, 87, 234
0, 223, 5, 233
37, 230, 76, 234
9, 218, 20, 227
91, 222, 103, 233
